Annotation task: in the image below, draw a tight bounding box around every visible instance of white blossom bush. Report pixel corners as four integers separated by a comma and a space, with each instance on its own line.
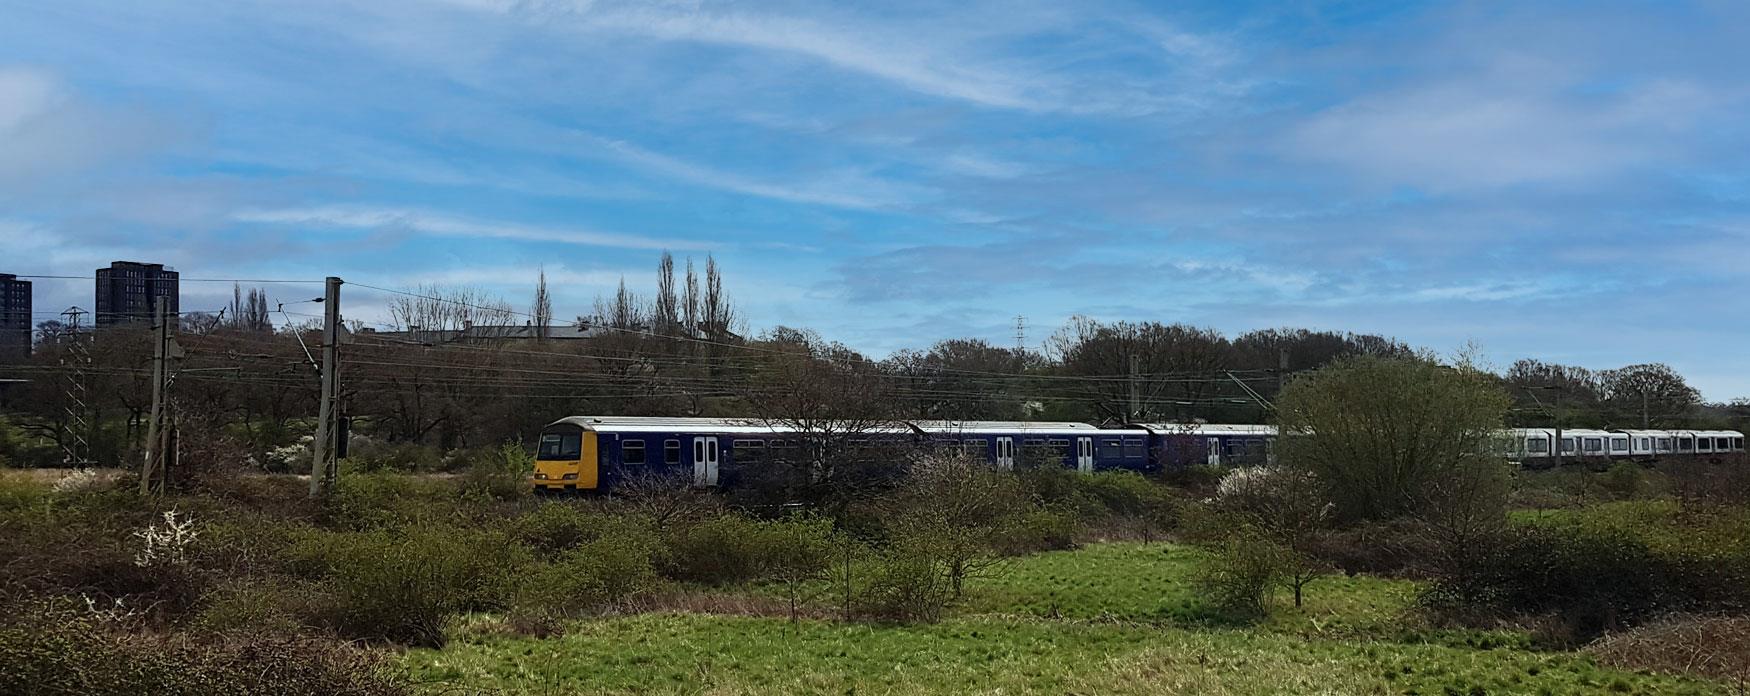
51, 467, 101, 494
81, 594, 140, 623
266, 435, 314, 472
134, 510, 199, 568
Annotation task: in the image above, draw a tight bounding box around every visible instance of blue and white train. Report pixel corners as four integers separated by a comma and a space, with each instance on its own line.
531, 416, 1744, 492
530, 417, 1274, 492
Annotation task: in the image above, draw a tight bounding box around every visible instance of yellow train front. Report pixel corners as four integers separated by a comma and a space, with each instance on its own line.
532, 421, 598, 491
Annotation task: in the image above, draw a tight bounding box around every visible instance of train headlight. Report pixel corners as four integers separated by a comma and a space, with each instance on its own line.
562, 473, 578, 480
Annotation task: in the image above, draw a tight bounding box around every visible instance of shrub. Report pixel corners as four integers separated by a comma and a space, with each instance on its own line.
190, 578, 316, 637
995, 506, 1082, 555
854, 540, 954, 623
1195, 532, 1289, 618
663, 514, 770, 585
291, 525, 528, 647
0, 604, 410, 696
508, 502, 610, 558
461, 442, 532, 502
1600, 461, 1646, 499
1585, 614, 1750, 684
322, 473, 462, 529
1442, 524, 1664, 639
514, 521, 663, 620
661, 513, 839, 589
1078, 470, 1180, 540
1303, 517, 1439, 576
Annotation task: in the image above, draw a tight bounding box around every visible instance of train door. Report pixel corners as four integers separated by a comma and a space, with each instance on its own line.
1206, 437, 1221, 466
692, 437, 719, 487
995, 437, 1014, 470
1076, 437, 1094, 473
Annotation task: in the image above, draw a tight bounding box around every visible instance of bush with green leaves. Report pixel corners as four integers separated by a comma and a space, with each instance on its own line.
662, 513, 837, 588
513, 518, 664, 620
289, 525, 528, 647
1195, 532, 1290, 618
1275, 355, 1511, 523
461, 442, 532, 501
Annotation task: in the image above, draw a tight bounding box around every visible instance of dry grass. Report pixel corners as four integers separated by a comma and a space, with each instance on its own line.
1587, 614, 1750, 687
0, 467, 125, 485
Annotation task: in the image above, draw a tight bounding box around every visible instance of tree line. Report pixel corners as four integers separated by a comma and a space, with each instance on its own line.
0, 254, 1744, 470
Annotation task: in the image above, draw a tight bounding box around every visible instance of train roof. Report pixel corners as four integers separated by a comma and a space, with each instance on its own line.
547, 416, 1140, 436
1133, 423, 1279, 436
909, 420, 1117, 435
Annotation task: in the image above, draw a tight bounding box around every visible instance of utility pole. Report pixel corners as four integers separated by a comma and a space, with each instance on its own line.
310, 277, 342, 497
1642, 388, 1650, 429
1127, 353, 1141, 422
140, 298, 171, 495
309, 274, 339, 496
1552, 387, 1564, 468
1277, 347, 1289, 397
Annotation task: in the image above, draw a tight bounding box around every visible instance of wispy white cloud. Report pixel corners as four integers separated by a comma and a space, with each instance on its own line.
581, 134, 919, 210
233, 206, 713, 251
0, 66, 185, 191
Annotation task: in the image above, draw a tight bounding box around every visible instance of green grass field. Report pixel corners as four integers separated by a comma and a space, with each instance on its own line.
401, 543, 1727, 695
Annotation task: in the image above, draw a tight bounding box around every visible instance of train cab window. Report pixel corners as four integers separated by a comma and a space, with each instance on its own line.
622, 440, 646, 465
1097, 440, 1123, 459
664, 440, 681, 465
1526, 438, 1548, 454
1123, 440, 1146, 458
538, 433, 582, 460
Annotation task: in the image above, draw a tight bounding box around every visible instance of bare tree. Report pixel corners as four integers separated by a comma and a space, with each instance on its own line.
702, 254, 735, 339
682, 257, 700, 336
386, 284, 516, 338
654, 252, 678, 335
531, 267, 552, 340
593, 278, 649, 331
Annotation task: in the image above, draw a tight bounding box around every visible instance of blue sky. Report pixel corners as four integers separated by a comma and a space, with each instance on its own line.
3, 0, 1749, 399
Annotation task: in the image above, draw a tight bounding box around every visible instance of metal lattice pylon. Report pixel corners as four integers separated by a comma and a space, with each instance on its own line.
59, 307, 92, 466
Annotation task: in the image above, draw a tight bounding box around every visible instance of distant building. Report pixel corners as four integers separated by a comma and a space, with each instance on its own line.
95, 261, 179, 327
0, 273, 29, 359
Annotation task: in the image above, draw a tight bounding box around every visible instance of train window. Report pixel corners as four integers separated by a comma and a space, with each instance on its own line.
1611, 438, 1628, 453
1123, 441, 1146, 458
664, 440, 681, 465
733, 439, 765, 449
1678, 438, 1693, 451
1717, 438, 1731, 451
1024, 438, 1047, 446
1526, 438, 1548, 453
1560, 438, 1577, 453
1582, 438, 1603, 453
1699, 439, 1714, 452
1735, 437, 1744, 450
622, 440, 646, 465
1658, 437, 1672, 450
1097, 440, 1122, 459
537, 433, 581, 460
1638, 438, 1650, 450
